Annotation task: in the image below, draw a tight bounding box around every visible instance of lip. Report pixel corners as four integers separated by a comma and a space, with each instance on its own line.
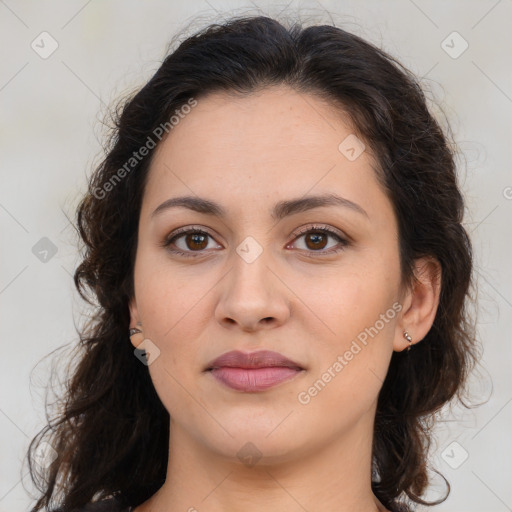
205, 350, 303, 371
205, 350, 305, 392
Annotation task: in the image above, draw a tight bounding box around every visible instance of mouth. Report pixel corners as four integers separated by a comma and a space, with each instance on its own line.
204, 350, 305, 392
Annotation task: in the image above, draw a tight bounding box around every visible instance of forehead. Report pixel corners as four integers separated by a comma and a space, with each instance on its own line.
154, 85, 361, 164
142, 85, 389, 224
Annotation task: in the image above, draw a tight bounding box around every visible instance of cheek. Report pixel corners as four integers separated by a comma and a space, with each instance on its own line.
303, 259, 400, 343
135, 247, 215, 337
295, 255, 400, 398
295, 275, 397, 420
134, 265, 210, 415
132, 255, 209, 390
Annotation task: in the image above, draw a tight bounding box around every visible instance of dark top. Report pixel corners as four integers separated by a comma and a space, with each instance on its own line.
58, 497, 132, 512
69, 496, 410, 512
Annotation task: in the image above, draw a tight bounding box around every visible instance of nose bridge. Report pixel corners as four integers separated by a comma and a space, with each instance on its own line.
229, 233, 274, 294
215, 232, 290, 329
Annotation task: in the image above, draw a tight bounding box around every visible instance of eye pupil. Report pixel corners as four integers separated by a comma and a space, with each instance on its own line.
305, 232, 327, 250
187, 233, 208, 250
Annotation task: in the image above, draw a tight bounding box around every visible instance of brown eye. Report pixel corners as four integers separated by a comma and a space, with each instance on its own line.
162, 224, 349, 259
290, 225, 349, 256
304, 231, 329, 250
162, 227, 222, 258
184, 232, 209, 251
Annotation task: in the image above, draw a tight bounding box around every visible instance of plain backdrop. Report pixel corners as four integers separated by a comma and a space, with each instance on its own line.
1, 1, 511, 511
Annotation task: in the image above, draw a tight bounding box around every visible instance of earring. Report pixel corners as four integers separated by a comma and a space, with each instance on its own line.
403, 330, 412, 351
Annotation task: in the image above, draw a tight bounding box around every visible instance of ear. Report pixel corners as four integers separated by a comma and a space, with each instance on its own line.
394, 256, 442, 352
128, 296, 144, 349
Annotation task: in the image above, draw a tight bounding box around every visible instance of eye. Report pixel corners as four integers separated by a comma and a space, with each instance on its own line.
287, 224, 349, 256
161, 226, 221, 258
161, 224, 349, 258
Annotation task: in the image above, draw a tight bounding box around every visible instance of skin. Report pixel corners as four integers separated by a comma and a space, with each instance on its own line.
128, 84, 441, 512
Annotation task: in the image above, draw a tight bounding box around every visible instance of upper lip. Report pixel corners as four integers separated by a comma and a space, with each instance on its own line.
205, 350, 303, 371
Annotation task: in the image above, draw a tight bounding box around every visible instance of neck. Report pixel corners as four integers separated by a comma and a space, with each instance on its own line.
136, 410, 388, 512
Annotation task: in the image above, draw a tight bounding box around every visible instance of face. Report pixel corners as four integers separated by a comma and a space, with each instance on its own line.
129, 85, 407, 464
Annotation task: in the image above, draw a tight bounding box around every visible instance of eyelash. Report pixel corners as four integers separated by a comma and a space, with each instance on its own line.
161, 224, 349, 259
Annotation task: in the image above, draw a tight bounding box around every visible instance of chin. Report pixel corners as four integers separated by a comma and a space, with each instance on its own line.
201, 419, 307, 461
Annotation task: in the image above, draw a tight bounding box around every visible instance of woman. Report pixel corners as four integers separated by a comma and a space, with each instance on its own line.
27, 13, 478, 512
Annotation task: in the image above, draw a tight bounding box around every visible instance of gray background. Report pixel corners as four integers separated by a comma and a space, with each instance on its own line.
0, 1, 511, 511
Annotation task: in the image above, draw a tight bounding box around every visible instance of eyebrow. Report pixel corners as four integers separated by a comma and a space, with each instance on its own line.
151, 193, 369, 221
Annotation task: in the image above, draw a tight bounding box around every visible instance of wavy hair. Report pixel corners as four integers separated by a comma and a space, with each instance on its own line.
26, 14, 478, 512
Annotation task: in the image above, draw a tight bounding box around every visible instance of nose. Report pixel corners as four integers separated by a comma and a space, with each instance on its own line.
214, 246, 291, 333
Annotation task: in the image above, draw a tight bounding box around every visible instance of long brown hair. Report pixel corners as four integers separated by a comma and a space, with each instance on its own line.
26, 14, 478, 512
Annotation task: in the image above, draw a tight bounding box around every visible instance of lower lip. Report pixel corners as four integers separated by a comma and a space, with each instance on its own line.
209, 366, 303, 392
